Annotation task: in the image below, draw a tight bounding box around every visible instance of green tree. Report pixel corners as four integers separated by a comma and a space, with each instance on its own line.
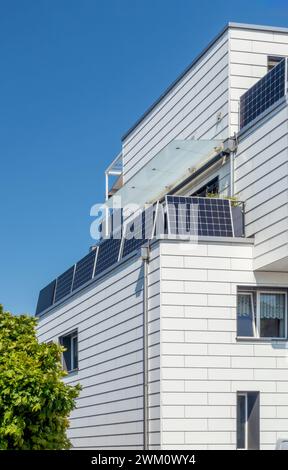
0, 305, 81, 449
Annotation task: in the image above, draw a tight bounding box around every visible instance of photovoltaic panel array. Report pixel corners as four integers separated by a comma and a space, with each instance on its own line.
240, 59, 285, 129
122, 204, 156, 258
54, 266, 75, 303
166, 196, 234, 237
98, 208, 123, 242
94, 236, 122, 277
72, 249, 97, 291
36, 280, 56, 315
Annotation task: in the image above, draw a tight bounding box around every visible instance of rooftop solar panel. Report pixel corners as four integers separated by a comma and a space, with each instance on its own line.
94, 236, 122, 277
122, 204, 157, 258
35, 280, 56, 315
72, 249, 97, 291
240, 58, 285, 129
54, 266, 75, 303
166, 196, 234, 238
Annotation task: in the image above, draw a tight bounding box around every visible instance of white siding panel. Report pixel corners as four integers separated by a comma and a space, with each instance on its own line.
160, 240, 288, 449
37, 246, 161, 449
122, 32, 229, 182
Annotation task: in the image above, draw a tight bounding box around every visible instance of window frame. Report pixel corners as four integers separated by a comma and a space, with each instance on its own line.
237, 392, 248, 450
59, 330, 79, 373
237, 391, 260, 450
267, 55, 285, 72
237, 289, 287, 340
190, 176, 219, 198
237, 292, 256, 338
256, 290, 287, 340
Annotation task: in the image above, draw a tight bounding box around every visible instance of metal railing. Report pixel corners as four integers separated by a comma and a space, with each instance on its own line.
36, 197, 246, 316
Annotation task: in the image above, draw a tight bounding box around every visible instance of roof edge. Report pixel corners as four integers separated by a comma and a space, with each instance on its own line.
121, 22, 288, 142
121, 23, 229, 142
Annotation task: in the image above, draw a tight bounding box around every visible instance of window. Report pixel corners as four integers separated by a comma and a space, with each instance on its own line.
237, 290, 287, 339
191, 176, 219, 197
237, 293, 255, 337
237, 392, 260, 450
258, 292, 286, 338
59, 331, 78, 372
267, 55, 284, 72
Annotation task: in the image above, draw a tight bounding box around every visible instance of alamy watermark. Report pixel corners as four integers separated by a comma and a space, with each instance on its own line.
90, 196, 199, 243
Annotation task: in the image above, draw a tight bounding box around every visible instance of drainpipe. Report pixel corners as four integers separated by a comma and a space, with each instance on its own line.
141, 244, 150, 450
230, 151, 235, 197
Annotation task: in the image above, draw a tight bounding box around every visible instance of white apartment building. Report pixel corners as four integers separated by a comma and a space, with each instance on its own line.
36, 22, 288, 450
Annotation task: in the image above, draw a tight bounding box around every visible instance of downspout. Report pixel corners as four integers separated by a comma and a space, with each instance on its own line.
230, 150, 235, 197
141, 244, 150, 450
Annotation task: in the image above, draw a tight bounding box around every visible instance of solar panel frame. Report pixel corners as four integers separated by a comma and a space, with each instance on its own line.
93, 233, 122, 278
72, 248, 98, 291
54, 265, 75, 303
36, 279, 56, 315
240, 58, 286, 129
121, 203, 158, 259
165, 196, 234, 238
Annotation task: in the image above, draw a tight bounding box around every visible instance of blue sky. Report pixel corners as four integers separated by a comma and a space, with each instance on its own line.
1, 0, 287, 315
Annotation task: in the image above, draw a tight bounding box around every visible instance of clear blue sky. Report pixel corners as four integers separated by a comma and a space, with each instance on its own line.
1, 0, 287, 315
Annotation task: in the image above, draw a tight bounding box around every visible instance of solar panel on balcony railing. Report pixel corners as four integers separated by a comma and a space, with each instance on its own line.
36, 280, 56, 315
72, 249, 97, 291
54, 266, 75, 303
240, 59, 285, 129
122, 204, 157, 259
166, 196, 234, 237
94, 236, 122, 277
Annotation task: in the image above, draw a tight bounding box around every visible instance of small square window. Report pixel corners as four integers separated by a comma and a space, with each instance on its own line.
267, 56, 284, 72
59, 331, 78, 373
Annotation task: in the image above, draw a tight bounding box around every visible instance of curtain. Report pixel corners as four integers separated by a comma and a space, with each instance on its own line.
238, 294, 252, 317
260, 293, 285, 319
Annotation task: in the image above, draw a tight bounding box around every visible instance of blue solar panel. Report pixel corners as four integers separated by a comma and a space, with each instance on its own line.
72, 249, 97, 291
36, 280, 56, 315
166, 196, 234, 237
94, 236, 122, 277
122, 205, 156, 258
97, 208, 123, 243
240, 59, 285, 129
54, 266, 75, 303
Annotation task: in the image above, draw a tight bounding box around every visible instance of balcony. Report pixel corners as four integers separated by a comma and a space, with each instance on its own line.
36, 196, 245, 316
240, 58, 287, 130
105, 139, 223, 209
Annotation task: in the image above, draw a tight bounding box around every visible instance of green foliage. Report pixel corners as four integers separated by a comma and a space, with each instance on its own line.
206, 192, 239, 207
0, 305, 81, 450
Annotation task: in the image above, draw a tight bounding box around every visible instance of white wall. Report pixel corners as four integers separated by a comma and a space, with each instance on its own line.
122, 31, 230, 183
122, 25, 288, 186
37, 244, 161, 450
235, 103, 288, 271
159, 239, 288, 450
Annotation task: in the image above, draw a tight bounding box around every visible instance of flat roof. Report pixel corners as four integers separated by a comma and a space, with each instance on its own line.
122, 22, 288, 142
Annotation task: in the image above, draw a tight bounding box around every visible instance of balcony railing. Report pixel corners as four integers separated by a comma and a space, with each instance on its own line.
36, 197, 245, 316
105, 152, 123, 200
240, 58, 287, 129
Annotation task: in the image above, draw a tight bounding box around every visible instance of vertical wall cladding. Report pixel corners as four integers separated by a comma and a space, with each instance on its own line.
160, 240, 288, 450
122, 31, 230, 183
229, 26, 288, 134
37, 244, 161, 450
235, 105, 288, 270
